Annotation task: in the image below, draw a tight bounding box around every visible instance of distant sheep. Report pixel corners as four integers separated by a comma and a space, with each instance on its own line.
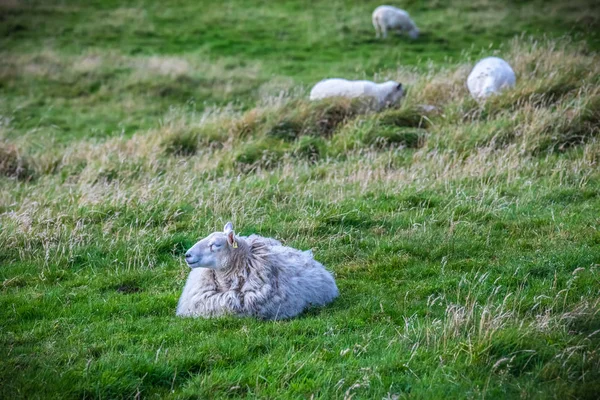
176, 222, 338, 320
372, 6, 419, 39
467, 57, 516, 101
309, 79, 404, 110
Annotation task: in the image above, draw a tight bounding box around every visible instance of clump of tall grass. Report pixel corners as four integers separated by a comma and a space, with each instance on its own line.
395, 270, 600, 387
264, 98, 363, 140
0, 142, 34, 180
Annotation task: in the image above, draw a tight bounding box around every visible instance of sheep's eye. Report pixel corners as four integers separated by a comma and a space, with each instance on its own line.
209, 243, 220, 252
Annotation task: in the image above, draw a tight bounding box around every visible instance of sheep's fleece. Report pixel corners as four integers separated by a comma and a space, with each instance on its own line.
309, 79, 404, 110
176, 222, 338, 320
467, 57, 516, 100
372, 5, 419, 39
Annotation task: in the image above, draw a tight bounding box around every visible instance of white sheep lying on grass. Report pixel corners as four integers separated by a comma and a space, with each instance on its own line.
372, 5, 419, 39
309, 79, 404, 110
467, 57, 516, 101
176, 222, 338, 320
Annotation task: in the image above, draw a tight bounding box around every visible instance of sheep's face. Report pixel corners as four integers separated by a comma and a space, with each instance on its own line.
383, 81, 404, 107
184, 222, 237, 269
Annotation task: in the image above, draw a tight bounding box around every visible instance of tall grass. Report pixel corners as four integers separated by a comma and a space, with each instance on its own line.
4, 37, 597, 180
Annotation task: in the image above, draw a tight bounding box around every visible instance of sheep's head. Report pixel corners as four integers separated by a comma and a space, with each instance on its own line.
184, 222, 241, 269
382, 81, 405, 107
408, 28, 419, 39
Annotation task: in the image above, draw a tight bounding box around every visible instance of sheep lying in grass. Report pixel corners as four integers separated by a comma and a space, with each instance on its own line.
176, 222, 338, 320
310, 79, 404, 110
467, 57, 516, 101
372, 5, 419, 39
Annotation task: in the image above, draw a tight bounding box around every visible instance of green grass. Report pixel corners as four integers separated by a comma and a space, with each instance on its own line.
1, 0, 599, 143
1, 0, 600, 398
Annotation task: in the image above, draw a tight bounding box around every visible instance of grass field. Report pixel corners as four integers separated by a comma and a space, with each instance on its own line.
1, 0, 600, 398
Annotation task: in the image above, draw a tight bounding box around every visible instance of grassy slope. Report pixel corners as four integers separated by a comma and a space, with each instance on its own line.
1, 0, 599, 143
1, 0, 600, 399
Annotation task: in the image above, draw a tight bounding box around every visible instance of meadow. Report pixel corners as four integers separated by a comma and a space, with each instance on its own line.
1, 0, 600, 398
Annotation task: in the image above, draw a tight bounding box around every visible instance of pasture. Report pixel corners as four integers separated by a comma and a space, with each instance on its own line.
1, 0, 599, 398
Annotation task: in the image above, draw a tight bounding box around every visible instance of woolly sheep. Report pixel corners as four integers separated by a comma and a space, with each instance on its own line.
309, 79, 404, 110
467, 57, 516, 101
372, 6, 419, 39
176, 222, 339, 320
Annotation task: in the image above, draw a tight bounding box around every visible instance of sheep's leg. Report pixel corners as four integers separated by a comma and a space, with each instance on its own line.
372, 15, 380, 38
381, 26, 388, 39
373, 22, 381, 38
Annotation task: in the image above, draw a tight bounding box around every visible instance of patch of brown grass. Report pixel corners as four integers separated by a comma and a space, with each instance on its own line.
0, 142, 33, 180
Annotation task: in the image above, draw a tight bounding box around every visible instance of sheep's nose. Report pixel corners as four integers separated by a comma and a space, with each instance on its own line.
185, 252, 192, 259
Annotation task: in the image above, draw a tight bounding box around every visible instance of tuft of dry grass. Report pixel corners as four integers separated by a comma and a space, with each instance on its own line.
0, 142, 33, 180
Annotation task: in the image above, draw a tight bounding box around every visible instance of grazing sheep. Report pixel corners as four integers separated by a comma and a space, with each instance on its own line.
467, 57, 516, 101
372, 5, 419, 39
176, 222, 338, 320
309, 79, 404, 110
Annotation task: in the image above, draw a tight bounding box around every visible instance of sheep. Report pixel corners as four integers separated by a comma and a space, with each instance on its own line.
309, 79, 404, 110
176, 222, 339, 320
467, 57, 516, 101
372, 6, 419, 39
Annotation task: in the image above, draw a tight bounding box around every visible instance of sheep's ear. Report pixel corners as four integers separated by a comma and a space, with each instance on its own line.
397, 83, 403, 91
227, 230, 237, 248
227, 231, 237, 247
224, 222, 237, 247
